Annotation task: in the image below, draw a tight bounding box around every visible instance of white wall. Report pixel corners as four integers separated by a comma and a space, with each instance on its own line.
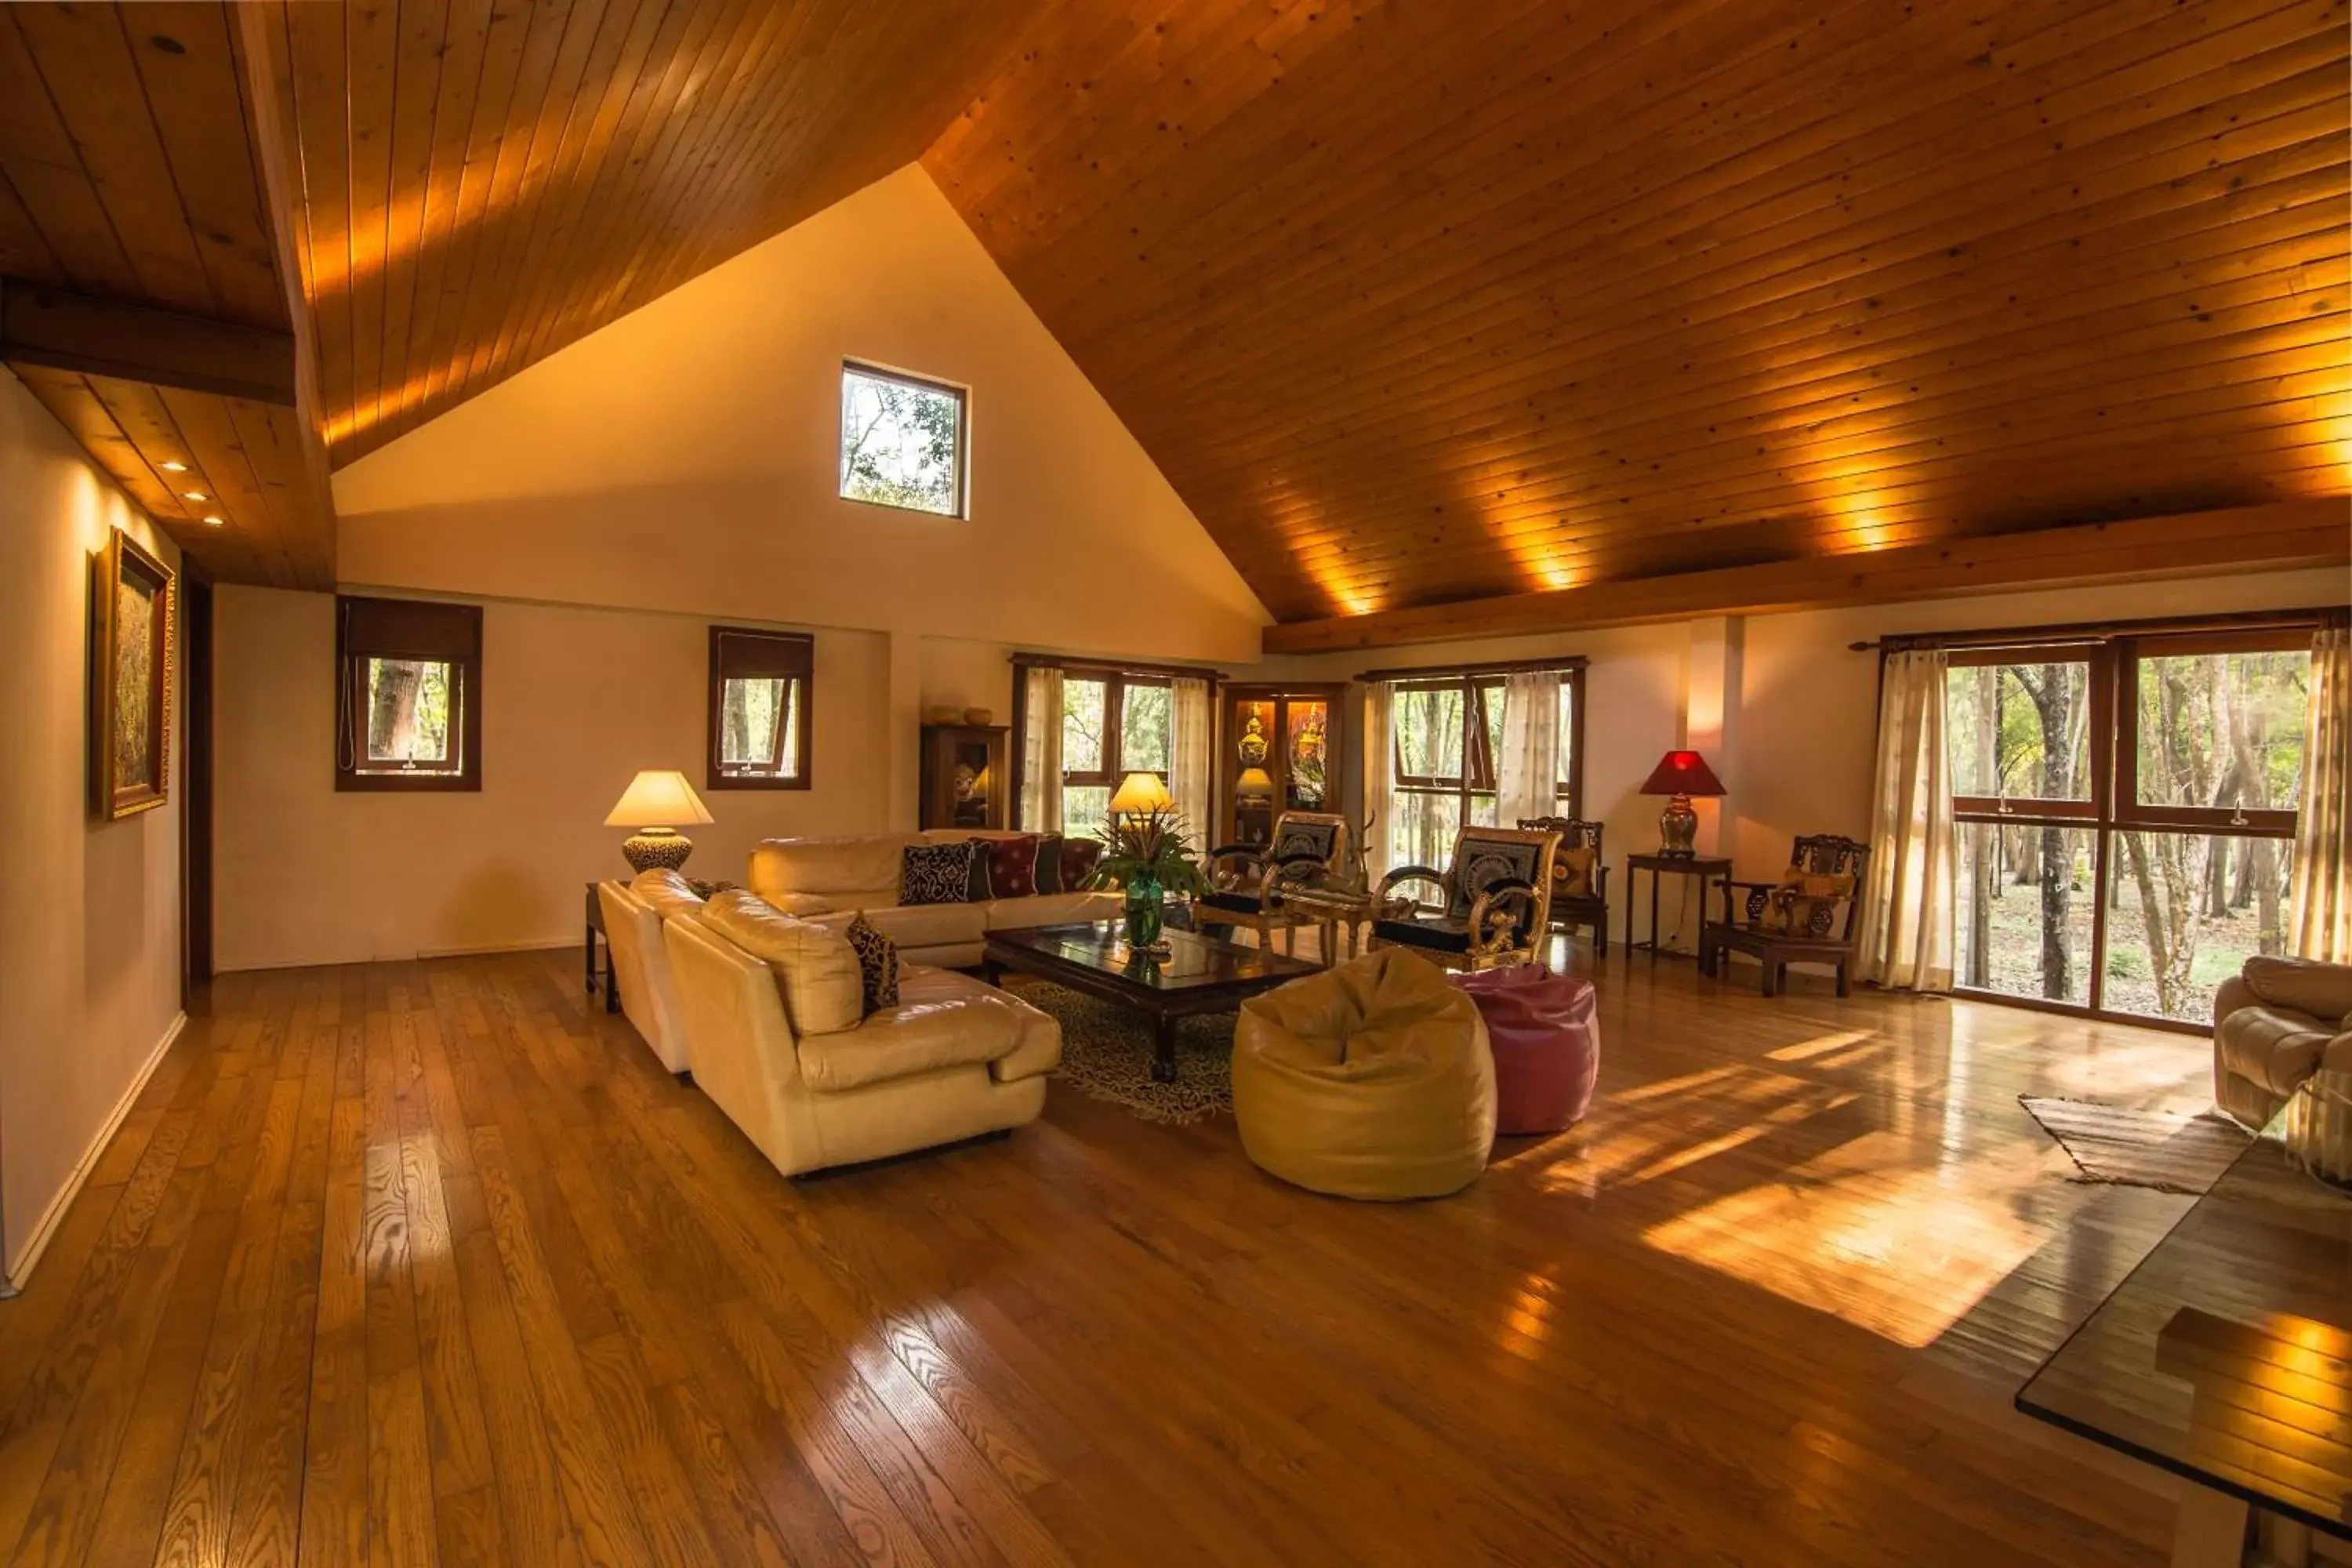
1261, 566, 2350, 948
215, 589, 893, 970
0, 368, 183, 1283
329, 163, 1268, 662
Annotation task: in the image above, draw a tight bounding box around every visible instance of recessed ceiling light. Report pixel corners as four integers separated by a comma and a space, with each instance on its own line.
158, 460, 187, 472
200, 515, 224, 526
181, 491, 208, 502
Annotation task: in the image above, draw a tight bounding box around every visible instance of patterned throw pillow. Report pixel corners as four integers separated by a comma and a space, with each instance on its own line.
965, 842, 994, 902
901, 840, 978, 906
1554, 844, 1597, 899
1060, 837, 1103, 891
1757, 870, 1857, 937
843, 914, 898, 1014
1033, 834, 1063, 895
980, 835, 1040, 899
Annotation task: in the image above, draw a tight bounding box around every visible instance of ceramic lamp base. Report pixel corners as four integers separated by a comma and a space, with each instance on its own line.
622, 829, 694, 874
1656, 795, 1698, 858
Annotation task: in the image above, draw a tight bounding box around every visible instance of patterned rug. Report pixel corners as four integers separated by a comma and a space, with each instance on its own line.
2020, 1097, 2251, 1196
1012, 980, 1237, 1125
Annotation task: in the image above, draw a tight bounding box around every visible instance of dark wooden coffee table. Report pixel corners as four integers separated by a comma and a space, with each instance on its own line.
982, 921, 1320, 1083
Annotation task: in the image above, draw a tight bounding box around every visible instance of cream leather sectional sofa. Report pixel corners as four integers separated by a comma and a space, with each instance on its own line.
595, 869, 1060, 1175
748, 829, 1121, 968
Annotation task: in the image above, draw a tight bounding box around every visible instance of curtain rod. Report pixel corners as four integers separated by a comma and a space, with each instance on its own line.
1356, 655, 1589, 683
1849, 605, 2348, 654
1009, 652, 1229, 683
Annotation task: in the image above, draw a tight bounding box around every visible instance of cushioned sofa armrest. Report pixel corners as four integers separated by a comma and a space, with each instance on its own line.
2242, 957, 2352, 1025
762, 891, 836, 918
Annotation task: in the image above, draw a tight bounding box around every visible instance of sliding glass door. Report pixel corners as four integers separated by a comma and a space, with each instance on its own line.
1944, 630, 2310, 1025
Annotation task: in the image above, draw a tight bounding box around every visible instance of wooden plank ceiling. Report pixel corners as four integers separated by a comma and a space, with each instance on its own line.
0, 2, 329, 588
924, 0, 2352, 625
270, 0, 1059, 467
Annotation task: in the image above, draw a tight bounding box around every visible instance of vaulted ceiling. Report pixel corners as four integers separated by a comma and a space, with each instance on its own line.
5, 0, 2346, 621
925, 0, 2351, 624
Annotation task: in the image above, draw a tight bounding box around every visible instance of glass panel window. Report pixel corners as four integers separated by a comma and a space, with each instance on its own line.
1953, 822, 2096, 1007
1388, 789, 1462, 879
1119, 681, 1171, 774
1062, 678, 1108, 775
838, 363, 965, 517
1062, 785, 1110, 839
2132, 649, 2309, 813
2108, 830, 2294, 1023
362, 657, 454, 770
1395, 685, 1465, 781
719, 677, 799, 778
1944, 659, 2093, 803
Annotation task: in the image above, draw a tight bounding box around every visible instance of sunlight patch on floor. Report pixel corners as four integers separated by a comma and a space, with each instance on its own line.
1639, 1130, 2050, 1348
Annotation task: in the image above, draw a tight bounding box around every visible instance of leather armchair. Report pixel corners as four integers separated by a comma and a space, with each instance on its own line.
2212, 956, 2352, 1128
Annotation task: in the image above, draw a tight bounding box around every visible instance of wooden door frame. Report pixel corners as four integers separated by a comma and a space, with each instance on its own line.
181, 568, 212, 1000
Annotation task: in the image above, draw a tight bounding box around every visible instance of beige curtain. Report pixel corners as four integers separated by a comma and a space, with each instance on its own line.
2290, 626, 2350, 962
1496, 670, 1560, 829
1018, 666, 1064, 833
1170, 677, 1212, 852
1856, 649, 1956, 992
1363, 681, 1394, 882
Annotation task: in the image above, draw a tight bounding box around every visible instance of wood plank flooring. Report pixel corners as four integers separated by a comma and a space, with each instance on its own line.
0, 941, 2216, 1566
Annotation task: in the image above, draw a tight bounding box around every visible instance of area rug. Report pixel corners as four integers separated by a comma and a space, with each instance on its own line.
1011, 980, 1237, 1126
2019, 1097, 2250, 1196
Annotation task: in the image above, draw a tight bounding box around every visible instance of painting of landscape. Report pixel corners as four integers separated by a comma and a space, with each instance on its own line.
112, 572, 156, 791
93, 528, 172, 819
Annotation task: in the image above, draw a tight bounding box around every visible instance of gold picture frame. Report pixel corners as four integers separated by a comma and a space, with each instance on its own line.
92, 528, 175, 820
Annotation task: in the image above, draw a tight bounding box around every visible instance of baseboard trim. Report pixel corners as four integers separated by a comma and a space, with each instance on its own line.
219, 938, 572, 973
5, 1009, 186, 1290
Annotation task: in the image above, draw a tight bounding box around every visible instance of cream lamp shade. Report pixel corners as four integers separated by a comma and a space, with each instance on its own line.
604, 769, 713, 874
1109, 771, 1174, 815
605, 769, 714, 828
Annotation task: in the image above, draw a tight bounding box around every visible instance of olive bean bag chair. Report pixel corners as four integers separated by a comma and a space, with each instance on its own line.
1232, 948, 1495, 1200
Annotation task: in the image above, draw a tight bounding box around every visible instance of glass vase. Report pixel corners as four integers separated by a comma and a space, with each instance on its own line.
1123, 872, 1163, 952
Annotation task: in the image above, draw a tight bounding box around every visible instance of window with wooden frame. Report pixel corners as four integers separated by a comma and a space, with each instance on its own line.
1942, 619, 2317, 1028
708, 627, 813, 790
838, 361, 967, 517
1385, 666, 1584, 873
1059, 669, 1171, 835
336, 596, 482, 792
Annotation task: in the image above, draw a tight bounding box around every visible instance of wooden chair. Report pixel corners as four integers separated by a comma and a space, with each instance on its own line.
1370, 825, 1560, 973
1196, 811, 1350, 956
1698, 834, 1871, 996
1518, 815, 1608, 956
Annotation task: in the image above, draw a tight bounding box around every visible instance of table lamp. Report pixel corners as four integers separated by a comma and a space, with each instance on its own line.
1639, 750, 1725, 858
605, 769, 715, 873
1109, 771, 1174, 819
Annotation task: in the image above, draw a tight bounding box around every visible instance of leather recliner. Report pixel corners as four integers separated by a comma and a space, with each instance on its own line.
2212, 956, 2352, 1128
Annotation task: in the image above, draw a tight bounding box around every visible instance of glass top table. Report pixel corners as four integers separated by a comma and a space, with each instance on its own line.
2015, 1112, 2351, 1545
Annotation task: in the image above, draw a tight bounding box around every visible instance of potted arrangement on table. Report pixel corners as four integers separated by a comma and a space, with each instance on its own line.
1088, 772, 1207, 959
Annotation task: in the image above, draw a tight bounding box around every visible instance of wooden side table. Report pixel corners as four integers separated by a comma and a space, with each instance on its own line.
584, 881, 618, 1013
1624, 854, 1732, 958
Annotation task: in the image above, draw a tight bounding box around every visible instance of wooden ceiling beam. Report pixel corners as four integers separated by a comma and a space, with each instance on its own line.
0, 280, 295, 404
1259, 501, 2352, 655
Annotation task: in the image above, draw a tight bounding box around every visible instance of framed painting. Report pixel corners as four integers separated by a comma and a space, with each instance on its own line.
92, 528, 174, 820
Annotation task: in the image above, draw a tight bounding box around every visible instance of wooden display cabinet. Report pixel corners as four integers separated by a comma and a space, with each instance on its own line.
1218, 684, 1348, 850
920, 724, 1009, 830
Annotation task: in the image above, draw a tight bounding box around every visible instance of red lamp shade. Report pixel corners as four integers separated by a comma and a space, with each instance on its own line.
1639, 749, 1726, 797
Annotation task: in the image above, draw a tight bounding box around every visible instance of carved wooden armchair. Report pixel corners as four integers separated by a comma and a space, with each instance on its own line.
1518, 815, 1608, 955
1698, 834, 1871, 996
1370, 825, 1561, 972
1196, 811, 1350, 956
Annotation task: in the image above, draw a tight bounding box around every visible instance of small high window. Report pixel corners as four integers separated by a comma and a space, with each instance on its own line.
839, 361, 967, 517
335, 596, 482, 791
708, 627, 814, 790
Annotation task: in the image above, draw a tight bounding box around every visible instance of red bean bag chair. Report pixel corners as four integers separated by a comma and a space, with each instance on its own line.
1454, 965, 1598, 1134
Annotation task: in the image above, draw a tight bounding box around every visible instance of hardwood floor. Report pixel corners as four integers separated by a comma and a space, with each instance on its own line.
0, 939, 2214, 1566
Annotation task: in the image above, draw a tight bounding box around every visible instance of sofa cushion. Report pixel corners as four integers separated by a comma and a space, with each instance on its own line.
984, 889, 1123, 931
902, 841, 982, 906
977, 835, 1040, 899
814, 902, 988, 952
749, 834, 918, 902
1553, 844, 1597, 900
1756, 870, 1856, 938
1060, 837, 1103, 891
1033, 834, 1064, 896
631, 867, 706, 922
844, 914, 899, 1014
2241, 956, 2352, 1027
699, 891, 865, 1037
795, 967, 1025, 1092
